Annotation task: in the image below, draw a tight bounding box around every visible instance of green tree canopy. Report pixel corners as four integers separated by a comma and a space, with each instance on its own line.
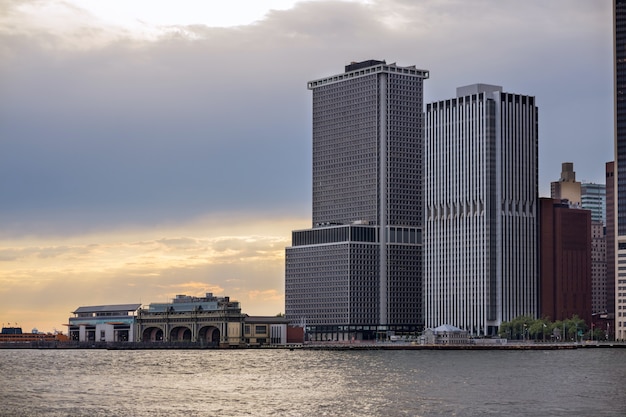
499, 315, 588, 342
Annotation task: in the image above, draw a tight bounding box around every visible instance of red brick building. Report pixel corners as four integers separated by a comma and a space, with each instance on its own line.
539, 198, 592, 324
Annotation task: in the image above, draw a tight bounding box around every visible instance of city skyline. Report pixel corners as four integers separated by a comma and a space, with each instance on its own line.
0, 1, 613, 332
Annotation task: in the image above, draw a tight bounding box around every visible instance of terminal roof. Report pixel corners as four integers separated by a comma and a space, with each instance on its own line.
72, 304, 142, 314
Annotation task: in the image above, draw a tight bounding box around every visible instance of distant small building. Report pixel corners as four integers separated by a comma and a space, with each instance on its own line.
67, 304, 141, 342
424, 324, 469, 345
0, 327, 68, 344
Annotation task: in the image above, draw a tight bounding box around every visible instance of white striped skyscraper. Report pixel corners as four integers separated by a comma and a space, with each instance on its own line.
424, 84, 538, 336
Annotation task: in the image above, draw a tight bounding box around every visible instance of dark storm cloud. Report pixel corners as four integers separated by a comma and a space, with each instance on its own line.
0, 0, 612, 237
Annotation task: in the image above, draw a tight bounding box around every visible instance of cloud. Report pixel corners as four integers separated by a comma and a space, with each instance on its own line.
155, 281, 224, 297
248, 289, 282, 302
0, 1, 612, 238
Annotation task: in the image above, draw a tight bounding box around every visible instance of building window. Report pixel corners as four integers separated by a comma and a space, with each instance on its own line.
255, 325, 267, 334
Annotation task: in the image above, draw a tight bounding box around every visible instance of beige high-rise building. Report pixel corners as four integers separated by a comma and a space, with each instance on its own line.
551, 162, 581, 206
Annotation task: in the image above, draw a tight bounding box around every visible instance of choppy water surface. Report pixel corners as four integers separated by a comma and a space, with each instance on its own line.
0, 348, 625, 416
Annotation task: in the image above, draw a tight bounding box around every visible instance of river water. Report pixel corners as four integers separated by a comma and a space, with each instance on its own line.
0, 348, 624, 416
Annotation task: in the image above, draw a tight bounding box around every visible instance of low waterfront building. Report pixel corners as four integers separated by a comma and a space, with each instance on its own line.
67, 304, 141, 342
243, 316, 283, 346
424, 324, 469, 345
135, 293, 244, 347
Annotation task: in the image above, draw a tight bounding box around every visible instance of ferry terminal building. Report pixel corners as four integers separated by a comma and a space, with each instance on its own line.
67, 293, 297, 347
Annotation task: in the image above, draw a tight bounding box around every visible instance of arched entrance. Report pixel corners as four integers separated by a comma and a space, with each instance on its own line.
170, 326, 192, 342
198, 326, 220, 346
142, 327, 164, 342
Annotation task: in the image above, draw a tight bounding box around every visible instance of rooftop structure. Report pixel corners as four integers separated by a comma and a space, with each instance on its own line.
551, 162, 582, 207
144, 293, 239, 313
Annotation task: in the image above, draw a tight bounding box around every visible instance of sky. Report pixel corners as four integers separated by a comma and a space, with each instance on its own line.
0, 0, 613, 332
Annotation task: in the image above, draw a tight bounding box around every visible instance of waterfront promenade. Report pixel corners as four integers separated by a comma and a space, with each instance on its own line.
296, 340, 626, 350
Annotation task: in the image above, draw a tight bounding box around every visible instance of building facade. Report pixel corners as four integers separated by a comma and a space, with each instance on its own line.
591, 221, 608, 315
606, 161, 616, 338
539, 199, 592, 325
584, 181, 607, 318
285, 60, 429, 341
243, 316, 291, 346
615, 0, 626, 341
424, 84, 538, 336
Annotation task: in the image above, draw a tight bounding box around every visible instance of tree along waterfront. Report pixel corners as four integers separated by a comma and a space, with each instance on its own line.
498, 315, 608, 342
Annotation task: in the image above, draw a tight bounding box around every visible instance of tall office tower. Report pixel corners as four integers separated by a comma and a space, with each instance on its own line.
285, 60, 429, 341
581, 182, 606, 224
606, 161, 615, 338
539, 199, 592, 324
615, 0, 626, 341
424, 84, 538, 336
551, 162, 582, 206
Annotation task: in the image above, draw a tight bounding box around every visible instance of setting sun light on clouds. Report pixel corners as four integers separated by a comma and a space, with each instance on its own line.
0, 214, 308, 332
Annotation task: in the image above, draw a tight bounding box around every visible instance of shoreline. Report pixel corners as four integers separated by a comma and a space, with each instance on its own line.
1, 341, 625, 351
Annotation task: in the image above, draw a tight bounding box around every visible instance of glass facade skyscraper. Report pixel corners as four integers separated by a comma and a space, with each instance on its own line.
285, 60, 428, 341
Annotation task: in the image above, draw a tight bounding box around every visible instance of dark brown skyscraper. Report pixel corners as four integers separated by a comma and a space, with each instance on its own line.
539, 198, 592, 325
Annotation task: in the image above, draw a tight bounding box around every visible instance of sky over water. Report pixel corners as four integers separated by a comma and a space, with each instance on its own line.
0, 0, 612, 332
